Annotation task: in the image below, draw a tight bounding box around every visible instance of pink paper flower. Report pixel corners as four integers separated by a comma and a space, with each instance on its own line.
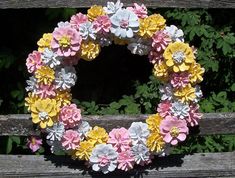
26, 51, 43, 73
51, 26, 82, 57
148, 49, 163, 64
157, 100, 172, 118
35, 84, 56, 98
152, 30, 171, 52
70, 12, 88, 30
127, 3, 148, 18
117, 150, 135, 171
170, 72, 190, 88
186, 104, 202, 127
27, 136, 42, 152
108, 128, 131, 152
61, 130, 80, 150
59, 104, 82, 129
160, 116, 189, 145
93, 15, 111, 34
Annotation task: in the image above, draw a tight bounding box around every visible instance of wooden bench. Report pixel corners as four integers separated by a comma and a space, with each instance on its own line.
0, 0, 235, 177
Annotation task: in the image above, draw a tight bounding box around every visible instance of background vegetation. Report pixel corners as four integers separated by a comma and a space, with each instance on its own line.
0, 8, 234, 154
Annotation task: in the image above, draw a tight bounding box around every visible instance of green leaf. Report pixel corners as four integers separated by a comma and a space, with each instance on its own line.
6, 137, 13, 154
11, 136, 21, 145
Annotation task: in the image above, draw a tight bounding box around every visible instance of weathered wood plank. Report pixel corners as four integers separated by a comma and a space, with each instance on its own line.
0, 0, 235, 9
0, 152, 234, 177
0, 113, 235, 136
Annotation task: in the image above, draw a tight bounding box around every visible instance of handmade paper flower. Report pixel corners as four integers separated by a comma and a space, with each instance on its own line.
55, 90, 72, 107
153, 62, 169, 81
87, 126, 109, 145
55, 66, 77, 91
174, 84, 196, 103
93, 15, 111, 35
110, 9, 139, 39
194, 85, 203, 102
97, 34, 112, 47
87, 5, 106, 21
46, 122, 65, 141
139, 14, 166, 39
77, 121, 92, 140
26, 51, 43, 73
26, 76, 38, 92
170, 72, 190, 88
62, 56, 80, 66
117, 150, 135, 171
186, 104, 202, 127
103, 0, 123, 15
61, 130, 80, 150
159, 84, 174, 101
146, 114, 162, 133
131, 143, 151, 166
59, 104, 81, 129
128, 122, 150, 145
152, 30, 171, 52
25, 92, 39, 111
51, 26, 82, 57
127, 3, 148, 18
170, 101, 190, 119
189, 63, 205, 84
35, 66, 55, 85
37, 33, 53, 52
108, 127, 131, 152
89, 144, 118, 174
157, 100, 172, 118
70, 13, 88, 30
80, 41, 101, 61
41, 48, 63, 69
148, 49, 164, 64
72, 140, 94, 160
35, 84, 56, 98
30, 98, 60, 128
27, 136, 42, 152
146, 132, 165, 153
57, 21, 71, 28
163, 42, 195, 72
164, 25, 184, 42
78, 21, 96, 40
127, 37, 151, 56
160, 116, 189, 145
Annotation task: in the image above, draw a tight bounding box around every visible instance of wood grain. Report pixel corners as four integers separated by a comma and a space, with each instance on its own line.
0, 113, 235, 136
0, 152, 234, 177
0, 0, 235, 9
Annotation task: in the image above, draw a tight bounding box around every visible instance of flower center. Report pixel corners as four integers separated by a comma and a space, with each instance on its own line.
172, 51, 185, 63
120, 19, 129, 28
59, 36, 71, 48
39, 111, 49, 120
31, 138, 36, 145
99, 156, 110, 167
170, 126, 180, 137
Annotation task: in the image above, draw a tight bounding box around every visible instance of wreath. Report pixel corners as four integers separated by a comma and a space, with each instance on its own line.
25, 0, 205, 174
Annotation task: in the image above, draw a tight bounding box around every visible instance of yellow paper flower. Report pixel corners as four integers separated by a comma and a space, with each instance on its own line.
174, 84, 196, 103
163, 42, 195, 72
30, 98, 60, 129
35, 66, 55, 85
87, 5, 105, 21
55, 90, 72, 107
189, 63, 205, 84
146, 132, 165, 152
80, 41, 101, 61
25, 92, 39, 111
153, 62, 169, 81
87, 126, 108, 145
146, 113, 162, 133
37, 33, 53, 52
72, 141, 94, 160
138, 14, 166, 38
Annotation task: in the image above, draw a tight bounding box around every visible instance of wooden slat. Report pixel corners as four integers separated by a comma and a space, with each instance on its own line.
0, 0, 235, 9
0, 152, 234, 177
0, 113, 235, 136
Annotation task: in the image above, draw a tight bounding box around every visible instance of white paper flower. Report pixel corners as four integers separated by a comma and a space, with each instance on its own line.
26, 76, 38, 92
46, 122, 65, 141
131, 143, 151, 165
96, 34, 112, 47
77, 121, 92, 140
57, 21, 71, 28
110, 9, 139, 39
89, 144, 118, 174
128, 122, 149, 145
170, 101, 190, 119
127, 37, 151, 56
55, 66, 77, 90
164, 25, 184, 42
159, 84, 174, 101
79, 21, 96, 40
194, 85, 203, 102
41, 48, 63, 69
103, 0, 123, 15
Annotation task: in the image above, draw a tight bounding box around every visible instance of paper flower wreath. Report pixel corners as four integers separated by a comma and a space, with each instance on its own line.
25, 0, 205, 174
